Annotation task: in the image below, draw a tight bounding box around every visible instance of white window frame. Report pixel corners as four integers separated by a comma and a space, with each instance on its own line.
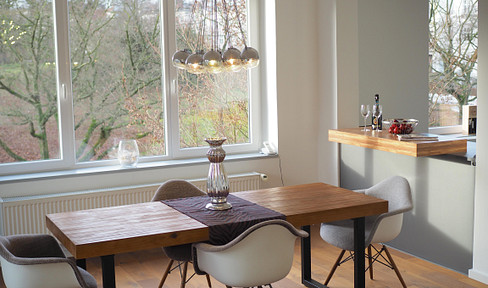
0, 0, 262, 176
165, 0, 261, 160
428, 0, 477, 136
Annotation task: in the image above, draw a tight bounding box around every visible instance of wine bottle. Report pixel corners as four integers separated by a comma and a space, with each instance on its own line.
372, 94, 382, 130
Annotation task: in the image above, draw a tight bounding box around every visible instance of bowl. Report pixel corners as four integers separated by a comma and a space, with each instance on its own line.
383, 119, 419, 134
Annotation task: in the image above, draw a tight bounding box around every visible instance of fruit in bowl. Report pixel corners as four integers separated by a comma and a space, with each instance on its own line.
383, 119, 419, 134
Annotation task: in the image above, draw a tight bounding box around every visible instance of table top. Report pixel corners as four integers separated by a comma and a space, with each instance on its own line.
46, 182, 388, 259
329, 128, 467, 157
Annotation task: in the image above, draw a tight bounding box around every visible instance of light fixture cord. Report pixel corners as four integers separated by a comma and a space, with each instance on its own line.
187, 0, 199, 52
199, 0, 209, 51
213, 0, 218, 51
232, 0, 247, 47
222, 0, 232, 49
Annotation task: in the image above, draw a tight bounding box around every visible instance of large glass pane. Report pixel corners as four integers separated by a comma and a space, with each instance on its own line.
175, 0, 250, 148
69, 0, 164, 162
429, 0, 478, 127
0, 0, 60, 164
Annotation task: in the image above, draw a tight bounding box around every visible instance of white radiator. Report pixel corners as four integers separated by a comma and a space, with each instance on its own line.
0, 172, 262, 236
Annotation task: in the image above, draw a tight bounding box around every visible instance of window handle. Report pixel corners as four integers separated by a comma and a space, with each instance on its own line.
171, 79, 176, 95
61, 83, 67, 100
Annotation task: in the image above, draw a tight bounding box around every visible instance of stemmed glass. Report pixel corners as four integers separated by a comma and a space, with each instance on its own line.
372, 104, 383, 131
360, 105, 371, 131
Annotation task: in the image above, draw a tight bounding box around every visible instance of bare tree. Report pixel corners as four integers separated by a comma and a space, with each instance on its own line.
429, 0, 478, 126
0, 0, 163, 162
0, 0, 251, 163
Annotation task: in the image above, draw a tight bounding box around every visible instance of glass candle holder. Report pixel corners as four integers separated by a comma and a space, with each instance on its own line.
118, 139, 139, 168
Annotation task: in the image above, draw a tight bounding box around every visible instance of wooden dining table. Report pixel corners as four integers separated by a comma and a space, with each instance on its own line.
46, 182, 388, 288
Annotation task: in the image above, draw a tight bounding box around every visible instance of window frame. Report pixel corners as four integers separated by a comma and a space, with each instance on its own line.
428, 0, 478, 134
0, 0, 263, 176
165, 0, 261, 159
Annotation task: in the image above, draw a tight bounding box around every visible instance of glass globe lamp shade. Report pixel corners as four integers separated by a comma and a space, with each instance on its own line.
172, 49, 190, 69
185, 52, 205, 74
203, 50, 223, 73
222, 47, 242, 72
241, 46, 260, 69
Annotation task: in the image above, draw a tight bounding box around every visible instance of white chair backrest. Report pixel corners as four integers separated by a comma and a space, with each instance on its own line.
371, 213, 403, 243
0, 258, 82, 288
366, 176, 412, 245
152, 179, 205, 201
194, 221, 307, 287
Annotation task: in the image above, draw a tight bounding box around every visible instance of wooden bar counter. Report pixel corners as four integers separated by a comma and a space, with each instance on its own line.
329, 128, 467, 157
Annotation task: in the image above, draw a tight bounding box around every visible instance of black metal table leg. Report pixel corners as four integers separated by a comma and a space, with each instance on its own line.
301, 220, 366, 288
353, 217, 366, 288
101, 254, 116, 288
76, 259, 87, 270
301, 225, 327, 288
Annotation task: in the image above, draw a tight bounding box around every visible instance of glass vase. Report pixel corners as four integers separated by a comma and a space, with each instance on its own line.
118, 139, 139, 168
205, 137, 232, 210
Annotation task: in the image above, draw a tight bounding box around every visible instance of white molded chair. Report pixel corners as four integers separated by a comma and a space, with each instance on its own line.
152, 179, 212, 288
193, 219, 309, 288
0, 234, 97, 288
320, 176, 413, 287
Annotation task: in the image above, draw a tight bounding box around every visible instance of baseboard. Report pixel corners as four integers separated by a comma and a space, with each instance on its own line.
469, 268, 488, 284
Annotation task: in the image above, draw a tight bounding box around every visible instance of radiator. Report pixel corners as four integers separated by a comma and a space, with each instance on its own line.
0, 172, 262, 236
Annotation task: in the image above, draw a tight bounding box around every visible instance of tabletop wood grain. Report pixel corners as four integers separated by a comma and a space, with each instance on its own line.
236, 182, 388, 227
46, 202, 208, 259
46, 183, 388, 259
328, 128, 467, 157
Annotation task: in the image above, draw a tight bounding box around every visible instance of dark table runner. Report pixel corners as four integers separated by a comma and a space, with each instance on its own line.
162, 194, 285, 245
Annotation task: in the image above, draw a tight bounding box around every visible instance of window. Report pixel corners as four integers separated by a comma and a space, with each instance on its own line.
0, 0, 261, 175
429, 0, 477, 132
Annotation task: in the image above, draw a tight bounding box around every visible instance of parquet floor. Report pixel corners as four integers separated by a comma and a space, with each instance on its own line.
1, 225, 487, 288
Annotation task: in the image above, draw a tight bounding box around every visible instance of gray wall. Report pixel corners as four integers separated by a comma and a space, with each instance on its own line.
341, 145, 476, 273
337, 0, 476, 274
357, 0, 429, 132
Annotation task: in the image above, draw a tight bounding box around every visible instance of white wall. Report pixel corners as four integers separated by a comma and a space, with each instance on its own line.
469, 0, 488, 284
274, 0, 338, 186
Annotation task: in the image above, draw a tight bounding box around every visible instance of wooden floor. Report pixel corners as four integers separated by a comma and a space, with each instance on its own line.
1, 225, 486, 288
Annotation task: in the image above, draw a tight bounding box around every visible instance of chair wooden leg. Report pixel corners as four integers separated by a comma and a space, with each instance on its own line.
158, 259, 174, 288
205, 273, 212, 287
368, 244, 374, 280
324, 249, 346, 286
180, 262, 188, 288
383, 245, 407, 288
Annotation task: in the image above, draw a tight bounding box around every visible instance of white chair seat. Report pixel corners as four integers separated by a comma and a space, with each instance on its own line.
193, 219, 309, 288
320, 176, 412, 288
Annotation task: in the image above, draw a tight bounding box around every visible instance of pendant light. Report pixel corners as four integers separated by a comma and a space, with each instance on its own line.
241, 46, 259, 69
185, 51, 205, 74
222, 47, 242, 72
231, 0, 259, 70
172, 49, 191, 69
204, 50, 223, 73
203, 0, 223, 73
171, 0, 260, 74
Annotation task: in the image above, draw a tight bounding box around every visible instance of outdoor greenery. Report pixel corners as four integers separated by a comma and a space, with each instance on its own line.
0, 0, 250, 164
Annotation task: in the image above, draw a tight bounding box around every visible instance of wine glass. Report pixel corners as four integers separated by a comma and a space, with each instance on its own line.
372, 104, 383, 131
118, 139, 139, 168
360, 105, 371, 131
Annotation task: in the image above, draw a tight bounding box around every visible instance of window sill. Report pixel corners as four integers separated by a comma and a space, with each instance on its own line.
0, 152, 277, 184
